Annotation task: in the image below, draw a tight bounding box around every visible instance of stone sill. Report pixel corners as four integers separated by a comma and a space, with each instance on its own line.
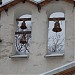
45, 53, 64, 57
9, 54, 29, 58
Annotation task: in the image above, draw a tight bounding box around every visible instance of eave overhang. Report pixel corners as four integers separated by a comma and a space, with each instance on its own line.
0, 0, 74, 12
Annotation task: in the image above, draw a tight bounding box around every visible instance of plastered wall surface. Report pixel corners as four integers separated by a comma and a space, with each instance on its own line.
0, 1, 75, 74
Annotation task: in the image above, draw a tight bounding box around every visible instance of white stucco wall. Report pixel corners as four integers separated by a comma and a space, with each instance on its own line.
0, 1, 74, 74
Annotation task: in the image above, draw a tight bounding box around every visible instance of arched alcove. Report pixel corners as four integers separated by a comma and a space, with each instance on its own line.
14, 14, 32, 56
47, 12, 65, 56
11, 6, 32, 57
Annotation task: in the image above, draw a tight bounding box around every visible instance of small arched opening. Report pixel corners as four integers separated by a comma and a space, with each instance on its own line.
10, 14, 32, 57
15, 14, 32, 56
47, 12, 65, 56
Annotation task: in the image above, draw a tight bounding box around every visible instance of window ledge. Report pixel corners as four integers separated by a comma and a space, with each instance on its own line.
9, 54, 29, 58
45, 53, 64, 57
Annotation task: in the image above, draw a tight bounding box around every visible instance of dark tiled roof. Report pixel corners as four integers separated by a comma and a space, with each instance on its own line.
0, 0, 74, 12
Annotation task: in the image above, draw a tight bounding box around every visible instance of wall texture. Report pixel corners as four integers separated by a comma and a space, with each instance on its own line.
0, 1, 75, 74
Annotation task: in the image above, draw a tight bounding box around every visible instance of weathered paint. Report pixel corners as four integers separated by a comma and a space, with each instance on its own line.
0, 1, 74, 74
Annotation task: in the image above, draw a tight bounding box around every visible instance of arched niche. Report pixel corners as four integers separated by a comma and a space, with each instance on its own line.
44, 1, 69, 57
47, 12, 65, 56
44, 1, 74, 58
11, 6, 32, 57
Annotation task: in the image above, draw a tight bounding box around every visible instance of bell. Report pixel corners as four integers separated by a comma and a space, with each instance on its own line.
20, 21, 27, 29
52, 21, 62, 32
20, 34, 27, 44
0, 0, 2, 5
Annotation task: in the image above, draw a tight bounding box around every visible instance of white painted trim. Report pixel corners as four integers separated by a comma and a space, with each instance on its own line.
9, 54, 29, 58
30, 0, 44, 4
45, 53, 64, 57
40, 61, 75, 75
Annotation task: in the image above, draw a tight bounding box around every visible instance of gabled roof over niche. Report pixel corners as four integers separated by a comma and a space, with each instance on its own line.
0, 0, 74, 12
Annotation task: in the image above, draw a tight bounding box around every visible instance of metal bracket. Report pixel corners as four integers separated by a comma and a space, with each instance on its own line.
37, 4, 41, 12
72, 1, 75, 12
22, 0, 27, 3
4, 7, 8, 16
